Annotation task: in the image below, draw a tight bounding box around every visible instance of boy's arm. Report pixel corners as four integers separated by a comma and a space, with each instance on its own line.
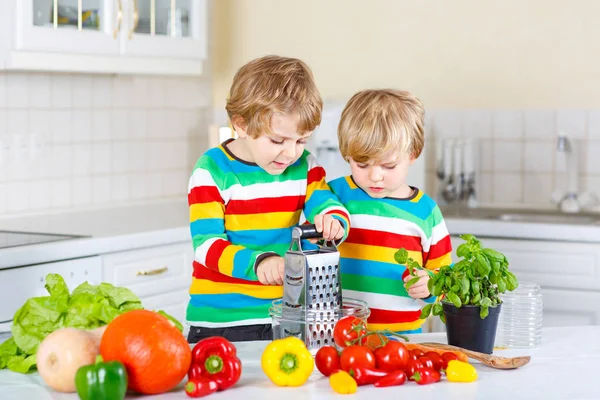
188, 167, 277, 281
422, 205, 453, 303
303, 155, 350, 241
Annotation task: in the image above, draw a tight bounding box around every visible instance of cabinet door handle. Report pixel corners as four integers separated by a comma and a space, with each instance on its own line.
136, 267, 168, 276
129, 0, 140, 39
113, 0, 123, 39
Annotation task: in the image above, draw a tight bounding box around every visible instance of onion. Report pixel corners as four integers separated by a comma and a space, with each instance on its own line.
36, 328, 99, 393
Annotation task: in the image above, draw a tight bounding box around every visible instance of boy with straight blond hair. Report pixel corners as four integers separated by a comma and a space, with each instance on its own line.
329, 89, 452, 334
186, 55, 350, 343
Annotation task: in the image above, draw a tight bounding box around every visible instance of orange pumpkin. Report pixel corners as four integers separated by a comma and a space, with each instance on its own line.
100, 309, 191, 395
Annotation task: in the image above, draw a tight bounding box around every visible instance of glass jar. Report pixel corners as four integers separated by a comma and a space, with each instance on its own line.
495, 282, 543, 349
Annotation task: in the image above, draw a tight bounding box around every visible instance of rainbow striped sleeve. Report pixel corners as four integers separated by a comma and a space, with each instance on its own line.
303, 154, 350, 240
423, 205, 453, 272
188, 158, 265, 281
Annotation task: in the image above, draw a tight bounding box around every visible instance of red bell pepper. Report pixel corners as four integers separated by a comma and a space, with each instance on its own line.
374, 370, 407, 388
349, 367, 389, 386
406, 359, 424, 381
189, 337, 242, 391
412, 368, 441, 385
185, 378, 219, 398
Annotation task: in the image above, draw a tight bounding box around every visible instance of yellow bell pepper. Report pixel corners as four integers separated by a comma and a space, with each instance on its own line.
446, 360, 478, 382
329, 370, 357, 394
261, 337, 314, 387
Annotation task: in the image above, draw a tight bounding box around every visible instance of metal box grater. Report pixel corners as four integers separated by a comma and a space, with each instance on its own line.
281, 224, 342, 351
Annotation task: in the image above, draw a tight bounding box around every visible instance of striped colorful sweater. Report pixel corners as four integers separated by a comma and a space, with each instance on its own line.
329, 176, 453, 333
186, 139, 350, 328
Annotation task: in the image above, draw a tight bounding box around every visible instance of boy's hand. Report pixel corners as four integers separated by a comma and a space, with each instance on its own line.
404, 269, 431, 299
256, 256, 285, 285
313, 214, 345, 242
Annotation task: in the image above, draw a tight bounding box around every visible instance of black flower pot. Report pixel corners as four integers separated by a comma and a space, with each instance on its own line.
443, 302, 501, 354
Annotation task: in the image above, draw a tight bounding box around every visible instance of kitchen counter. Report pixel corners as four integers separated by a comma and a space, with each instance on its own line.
0, 199, 191, 269
442, 206, 600, 244
0, 326, 597, 400
3, 200, 600, 269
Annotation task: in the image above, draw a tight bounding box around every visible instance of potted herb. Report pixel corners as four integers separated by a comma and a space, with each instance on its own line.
396, 234, 519, 354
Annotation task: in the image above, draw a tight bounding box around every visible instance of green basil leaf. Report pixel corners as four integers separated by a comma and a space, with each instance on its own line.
480, 305, 489, 319
394, 248, 409, 264
448, 292, 462, 308
405, 277, 420, 290
420, 304, 433, 319
460, 276, 470, 295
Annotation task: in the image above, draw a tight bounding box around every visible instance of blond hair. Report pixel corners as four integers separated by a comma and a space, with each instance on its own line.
337, 89, 425, 163
226, 55, 323, 138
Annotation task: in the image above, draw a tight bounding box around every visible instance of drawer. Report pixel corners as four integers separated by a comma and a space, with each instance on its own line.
0, 256, 102, 325
102, 243, 194, 299
450, 236, 600, 291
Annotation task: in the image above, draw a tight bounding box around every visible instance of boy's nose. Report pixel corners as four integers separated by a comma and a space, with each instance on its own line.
282, 144, 296, 159
369, 168, 383, 182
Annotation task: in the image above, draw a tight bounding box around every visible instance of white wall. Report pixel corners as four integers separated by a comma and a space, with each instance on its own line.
0, 72, 211, 216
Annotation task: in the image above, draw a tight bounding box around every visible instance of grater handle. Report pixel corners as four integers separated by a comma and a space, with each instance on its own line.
293, 224, 322, 239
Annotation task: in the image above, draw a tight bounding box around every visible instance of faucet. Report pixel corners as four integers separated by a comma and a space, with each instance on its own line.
552, 133, 581, 213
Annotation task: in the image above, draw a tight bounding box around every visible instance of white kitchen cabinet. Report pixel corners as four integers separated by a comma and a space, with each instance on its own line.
0, 256, 102, 333
0, 0, 208, 75
449, 235, 600, 328
101, 242, 194, 323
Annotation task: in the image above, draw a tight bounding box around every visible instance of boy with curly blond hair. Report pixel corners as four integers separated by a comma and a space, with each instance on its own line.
329, 89, 452, 334
186, 55, 350, 342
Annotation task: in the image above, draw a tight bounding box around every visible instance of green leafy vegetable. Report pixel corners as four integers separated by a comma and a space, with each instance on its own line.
0, 273, 182, 374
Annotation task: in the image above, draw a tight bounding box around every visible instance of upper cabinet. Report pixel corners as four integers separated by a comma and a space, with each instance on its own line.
0, 0, 208, 76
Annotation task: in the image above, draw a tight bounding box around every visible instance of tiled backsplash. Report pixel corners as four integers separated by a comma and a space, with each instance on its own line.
0, 72, 211, 216
425, 110, 600, 209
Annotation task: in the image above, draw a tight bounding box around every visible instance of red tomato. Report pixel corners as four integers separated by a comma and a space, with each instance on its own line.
374, 341, 410, 372
411, 349, 425, 358
361, 333, 389, 351
418, 356, 435, 370
407, 351, 418, 361
424, 352, 444, 371
315, 346, 341, 377
333, 316, 367, 348
406, 359, 425, 381
441, 352, 459, 369
340, 345, 376, 372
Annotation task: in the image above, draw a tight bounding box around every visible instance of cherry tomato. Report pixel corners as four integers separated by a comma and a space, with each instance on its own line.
374, 341, 410, 372
424, 351, 444, 371
411, 349, 425, 358
361, 333, 389, 350
340, 345, 376, 372
407, 351, 418, 361
333, 316, 367, 348
441, 352, 459, 369
315, 346, 341, 377
406, 359, 425, 381
419, 356, 435, 370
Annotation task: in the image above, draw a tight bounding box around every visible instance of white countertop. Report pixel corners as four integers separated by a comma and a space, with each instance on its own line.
0, 199, 191, 269
0, 326, 598, 400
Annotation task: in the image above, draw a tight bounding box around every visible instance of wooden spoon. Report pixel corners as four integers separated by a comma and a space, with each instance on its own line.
420, 342, 531, 369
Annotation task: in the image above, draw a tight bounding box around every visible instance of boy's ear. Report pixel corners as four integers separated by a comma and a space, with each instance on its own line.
231, 115, 248, 139
409, 154, 417, 165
